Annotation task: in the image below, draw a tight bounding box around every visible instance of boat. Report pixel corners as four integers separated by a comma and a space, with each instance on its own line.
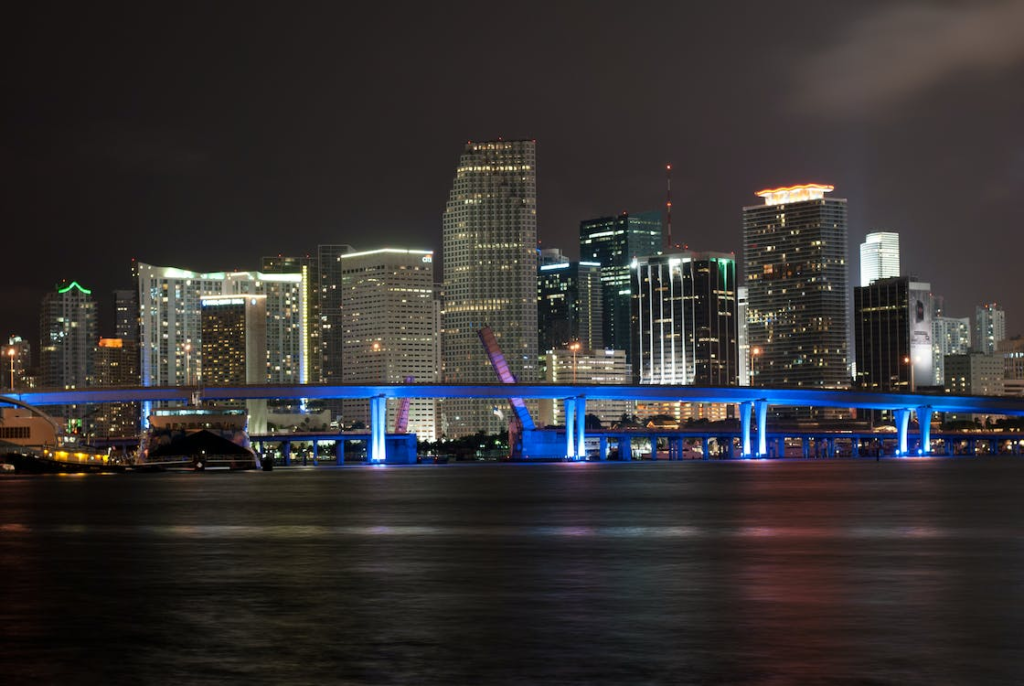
0, 405, 123, 474
136, 406, 262, 471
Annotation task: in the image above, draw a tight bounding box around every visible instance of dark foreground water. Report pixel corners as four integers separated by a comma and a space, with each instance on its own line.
2, 458, 1023, 685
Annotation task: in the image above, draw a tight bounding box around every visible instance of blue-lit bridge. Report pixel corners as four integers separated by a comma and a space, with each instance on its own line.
5, 383, 1024, 463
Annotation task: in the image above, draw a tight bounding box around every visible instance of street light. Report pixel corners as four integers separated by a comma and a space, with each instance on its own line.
750, 346, 762, 387
569, 341, 581, 384
6, 347, 15, 392
904, 355, 915, 392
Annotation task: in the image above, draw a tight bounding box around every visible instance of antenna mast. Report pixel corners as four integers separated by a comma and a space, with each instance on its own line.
665, 164, 673, 251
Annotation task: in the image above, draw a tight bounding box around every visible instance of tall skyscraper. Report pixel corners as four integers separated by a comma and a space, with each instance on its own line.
91, 338, 140, 437
441, 139, 539, 437
340, 248, 439, 441
263, 255, 320, 385
631, 251, 738, 386
537, 259, 603, 353
975, 303, 1006, 354
316, 245, 352, 387
580, 211, 662, 359
854, 277, 933, 392
737, 287, 751, 386
200, 295, 268, 432
113, 289, 139, 342
859, 231, 900, 287
39, 281, 97, 389
743, 183, 849, 389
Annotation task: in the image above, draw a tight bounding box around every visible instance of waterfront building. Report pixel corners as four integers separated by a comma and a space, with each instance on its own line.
743, 183, 850, 390
318, 244, 353, 387
945, 352, 1005, 400
859, 231, 900, 286
262, 254, 320, 385
137, 264, 305, 390
853, 277, 933, 392
91, 337, 140, 438
538, 348, 633, 427
975, 303, 1006, 354
200, 295, 268, 432
932, 315, 971, 385
441, 139, 539, 437
580, 211, 662, 361
39, 281, 97, 390
537, 258, 603, 353
632, 251, 738, 423
340, 248, 439, 441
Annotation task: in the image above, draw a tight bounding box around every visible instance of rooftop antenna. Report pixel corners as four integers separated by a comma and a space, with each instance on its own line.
665, 164, 673, 251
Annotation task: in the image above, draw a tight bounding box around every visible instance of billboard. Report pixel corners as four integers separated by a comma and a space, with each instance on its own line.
909, 284, 933, 388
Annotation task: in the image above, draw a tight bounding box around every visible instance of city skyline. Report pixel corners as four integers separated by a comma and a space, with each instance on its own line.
4, 2, 1024, 341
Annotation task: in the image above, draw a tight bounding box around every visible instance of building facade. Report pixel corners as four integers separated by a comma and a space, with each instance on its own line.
743, 184, 849, 389
580, 211, 662, 361
932, 316, 971, 385
537, 259, 603, 353
853, 277, 933, 392
340, 248, 439, 441
975, 303, 1006, 354
91, 338, 141, 438
441, 139, 539, 437
39, 281, 97, 390
538, 348, 633, 427
859, 231, 900, 287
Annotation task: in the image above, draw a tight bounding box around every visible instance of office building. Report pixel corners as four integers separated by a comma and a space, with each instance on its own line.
975, 303, 1006, 354
441, 139, 539, 437
200, 295, 268, 432
537, 259, 603, 353
39, 281, 97, 390
263, 255, 320, 385
580, 211, 662, 360
340, 248, 439, 441
859, 231, 900, 286
854, 277, 933, 392
113, 289, 139, 342
743, 183, 849, 389
945, 352, 1005, 396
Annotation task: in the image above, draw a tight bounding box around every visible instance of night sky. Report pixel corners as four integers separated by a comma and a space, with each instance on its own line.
4, 1, 1024, 342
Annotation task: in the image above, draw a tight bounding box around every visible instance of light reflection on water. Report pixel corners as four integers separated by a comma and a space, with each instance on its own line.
2, 458, 1023, 685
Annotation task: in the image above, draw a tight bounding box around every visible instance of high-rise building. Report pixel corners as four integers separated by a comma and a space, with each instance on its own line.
263, 255, 320, 385
39, 281, 97, 390
113, 289, 139, 342
340, 248, 439, 441
859, 231, 900, 287
580, 211, 662, 360
737, 287, 751, 386
4, 336, 31, 391
200, 295, 268, 432
441, 139, 539, 437
137, 264, 305, 389
537, 259, 603, 353
975, 303, 1006, 354
318, 244, 353, 386
631, 251, 738, 386
743, 183, 849, 389
932, 315, 971, 385
854, 277, 933, 392
91, 338, 140, 438
945, 352, 1004, 396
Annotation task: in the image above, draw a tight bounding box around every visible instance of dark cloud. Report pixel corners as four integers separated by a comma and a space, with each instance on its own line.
790, 1, 1024, 118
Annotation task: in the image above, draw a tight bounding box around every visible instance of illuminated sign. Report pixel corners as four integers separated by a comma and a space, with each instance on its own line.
755, 183, 835, 206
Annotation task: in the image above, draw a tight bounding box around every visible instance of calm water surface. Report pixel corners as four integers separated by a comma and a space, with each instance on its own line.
2, 458, 1023, 685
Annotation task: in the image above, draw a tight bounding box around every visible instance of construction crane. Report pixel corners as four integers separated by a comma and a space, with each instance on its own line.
478, 326, 536, 459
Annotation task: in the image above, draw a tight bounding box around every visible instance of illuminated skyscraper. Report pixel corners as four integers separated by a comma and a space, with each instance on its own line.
743, 184, 849, 389
441, 139, 538, 436
537, 259, 603, 353
91, 338, 141, 437
39, 281, 97, 390
580, 211, 662, 360
200, 295, 268, 432
932, 315, 971, 385
859, 231, 900, 286
340, 248, 439, 440
854, 277, 933, 392
975, 303, 1006, 354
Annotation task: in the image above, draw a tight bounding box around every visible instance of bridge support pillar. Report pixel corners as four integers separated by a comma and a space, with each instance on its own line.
700, 436, 708, 461
576, 397, 587, 460
740, 401, 752, 457
335, 439, 345, 465
282, 440, 292, 466
755, 400, 768, 457
917, 407, 933, 456
370, 396, 387, 463
564, 398, 576, 459
802, 438, 810, 459
599, 436, 608, 461
895, 408, 911, 456
672, 437, 685, 460
851, 437, 860, 458
312, 440, 319, 465
619, 436, 632, 461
